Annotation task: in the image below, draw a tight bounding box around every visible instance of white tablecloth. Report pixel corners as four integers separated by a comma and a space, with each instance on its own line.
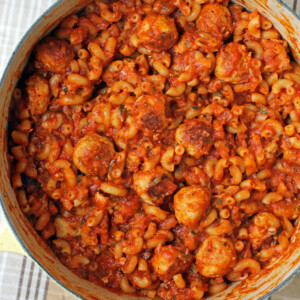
0, 0, 300, 299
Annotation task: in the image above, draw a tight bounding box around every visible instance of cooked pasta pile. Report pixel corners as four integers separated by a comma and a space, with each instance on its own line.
8, 0, 300, 299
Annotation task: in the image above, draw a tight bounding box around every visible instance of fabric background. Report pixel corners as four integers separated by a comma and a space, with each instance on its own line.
0, 0, 300, 299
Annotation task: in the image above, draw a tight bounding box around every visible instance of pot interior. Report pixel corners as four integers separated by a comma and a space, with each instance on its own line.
0, 0, 300, 299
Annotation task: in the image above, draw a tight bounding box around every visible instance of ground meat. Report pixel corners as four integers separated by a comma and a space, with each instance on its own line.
148, 177, 177, 201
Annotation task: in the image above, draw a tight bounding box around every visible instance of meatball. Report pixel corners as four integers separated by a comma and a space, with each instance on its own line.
133, 168, 177, 205
196, 3, 233, 40
249, 212, 281, 250
151, 245, 191, 280
215, 42, 251, 84
136, 14, 178, 52
73, 133, 115, 176
26, 74, 51, 116
175, 120, 213, 159
262, 40, 291, 72
215, 42, 261, 91
35, 37, 75, 74
196, 236, 237, 277
174, 185, 211, 228
133, 94, 167, 132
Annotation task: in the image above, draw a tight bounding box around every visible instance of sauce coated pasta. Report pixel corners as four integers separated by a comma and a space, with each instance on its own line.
8, 0, 300, 299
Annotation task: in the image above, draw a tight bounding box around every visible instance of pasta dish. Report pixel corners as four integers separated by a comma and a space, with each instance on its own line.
8, 0, 300, 299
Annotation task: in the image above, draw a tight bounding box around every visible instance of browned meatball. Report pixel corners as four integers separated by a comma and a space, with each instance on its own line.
196, 236, 237, 277
249, 212, 281, 250
26, 74, 51, 116
151, 245, 191, 280
136, 14, 178, 52
35, 37, 75, 74
196, 3, 233, 40
73, 133, 115, 176
174, 185, 211, 228
215, 42, 252, 84
175, 120, 213, 159
215, 42, 261, 91
133, 94, 168, 132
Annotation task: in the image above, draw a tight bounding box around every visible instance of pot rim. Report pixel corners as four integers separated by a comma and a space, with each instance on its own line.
0, 1, 300, 299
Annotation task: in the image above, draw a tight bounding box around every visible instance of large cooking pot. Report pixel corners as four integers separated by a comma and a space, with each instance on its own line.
1, 0, 300, 299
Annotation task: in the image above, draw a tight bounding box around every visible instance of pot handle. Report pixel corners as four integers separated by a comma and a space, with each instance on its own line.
0, 215, 27, 256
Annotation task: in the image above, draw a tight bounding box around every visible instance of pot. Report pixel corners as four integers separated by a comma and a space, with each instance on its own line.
0, 0, 300, 299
